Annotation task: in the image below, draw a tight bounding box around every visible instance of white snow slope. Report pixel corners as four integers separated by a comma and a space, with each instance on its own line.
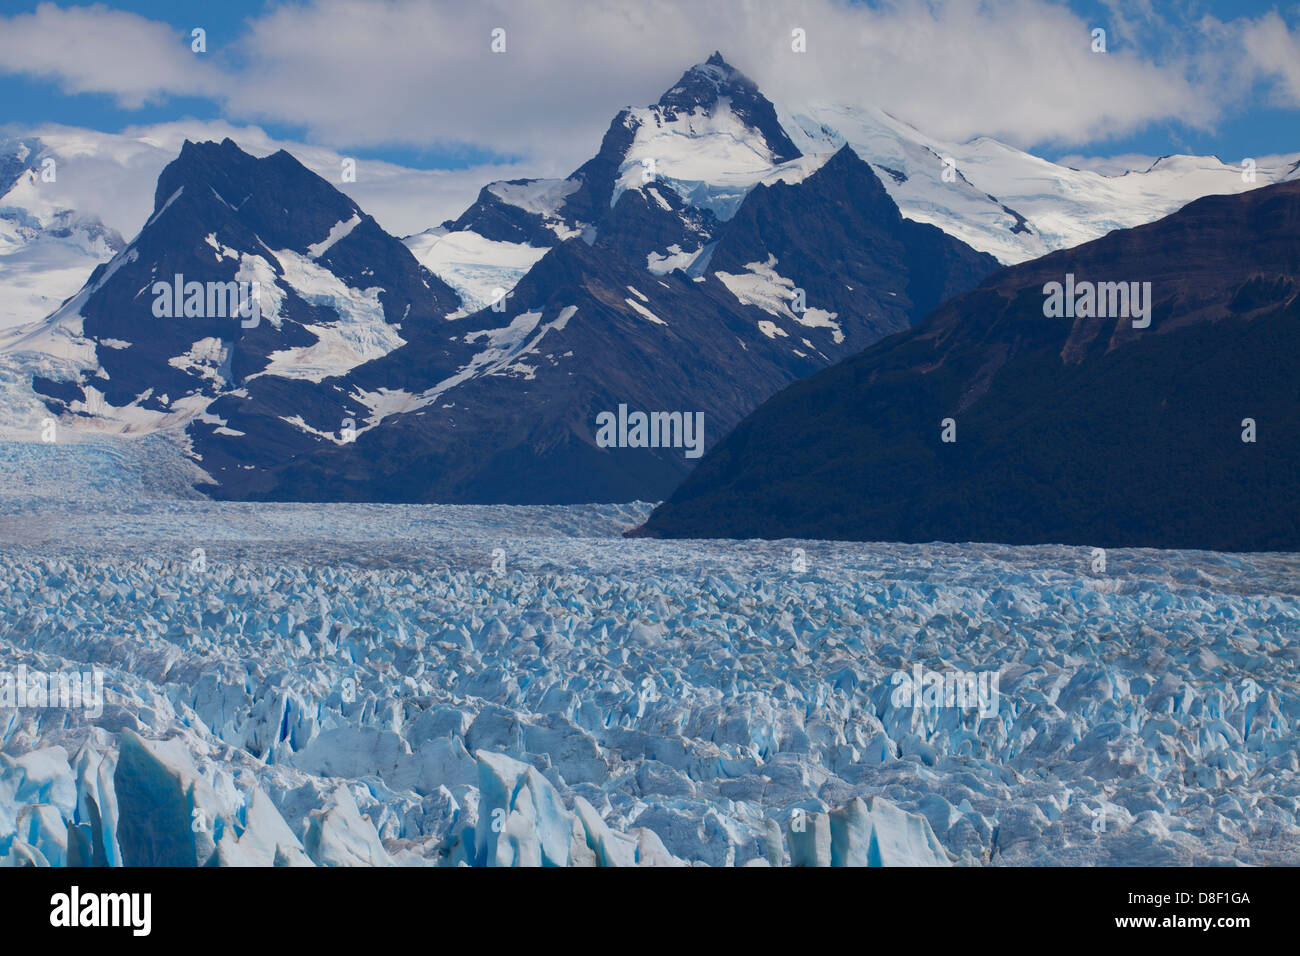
403, 227, 550, 315
0, 124, 530, 331
779, 102, 1300, 265
6, 93, 1297, 333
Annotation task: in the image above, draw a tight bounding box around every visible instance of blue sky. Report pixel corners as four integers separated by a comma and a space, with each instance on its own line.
1060, 0, 1300, 163
0, 0, 511, 168
1, 0, 1298, 174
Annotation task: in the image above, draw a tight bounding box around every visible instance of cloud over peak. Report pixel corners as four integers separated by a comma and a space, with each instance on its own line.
1, 0, 1297, 174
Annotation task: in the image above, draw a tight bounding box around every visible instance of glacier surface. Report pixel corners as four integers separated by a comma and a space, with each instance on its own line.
0, 437, 1297, 866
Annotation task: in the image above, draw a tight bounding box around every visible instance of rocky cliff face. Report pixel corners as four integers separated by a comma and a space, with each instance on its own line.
13, 56, 997, 504
638, 180, 1300, 551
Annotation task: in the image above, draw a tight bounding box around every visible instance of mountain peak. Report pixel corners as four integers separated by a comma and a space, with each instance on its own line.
158, 138, 259, 208
659, 54, 745, 107
156, 138, 328, 212
177, 137, 243, 158
826, 141, 864, 166
639, 178, 1300, 550
145, 136, 381, 268
656, 54, 801, 163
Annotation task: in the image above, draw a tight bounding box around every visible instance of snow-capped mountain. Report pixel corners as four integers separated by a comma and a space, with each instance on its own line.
0, 124, 512, 331
638, 178, 1300, 551
0, 137, 126, 330
1, 56, 997, 502
4, 52, 1298, 505
412, 52, 1300, 300
2, 138, 463, 443
780, 102, 1300, 263
5, 55, 1297, 333
208, 141, 994, 504
183, 55, 999, 503
406, 53, 831, 314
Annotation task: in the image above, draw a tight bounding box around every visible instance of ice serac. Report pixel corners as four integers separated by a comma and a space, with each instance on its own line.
214, 787, 313, 867
638, 179, 1300, 551
474, 750, 573, 866
73, 742, 121, 867
470, 750, 689, 867
784, 798, 950, 867
303, 786, 392, 867
112, 729, 309, 867
831, 797, 952, 867
112, 730, 212, 866
0, 749, 77, 867
13, 804, 68, 865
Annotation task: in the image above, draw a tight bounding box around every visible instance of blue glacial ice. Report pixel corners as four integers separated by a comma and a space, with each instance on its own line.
0, 436, 1298, 865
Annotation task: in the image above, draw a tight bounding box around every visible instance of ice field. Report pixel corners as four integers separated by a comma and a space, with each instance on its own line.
1, 436, 1298, 866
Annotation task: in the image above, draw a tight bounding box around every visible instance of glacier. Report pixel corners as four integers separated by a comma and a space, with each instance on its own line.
0, 436, 1297, 866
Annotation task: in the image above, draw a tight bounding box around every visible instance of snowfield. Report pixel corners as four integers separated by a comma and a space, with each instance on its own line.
1, 438, 1298, 866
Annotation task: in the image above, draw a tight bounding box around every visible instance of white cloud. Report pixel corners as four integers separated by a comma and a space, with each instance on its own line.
0, 2, 223, 108
212, 0, 1216, 159
1233, 12, 1300, 107
2, 120, 535, 238
0, 0, 1297, 168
